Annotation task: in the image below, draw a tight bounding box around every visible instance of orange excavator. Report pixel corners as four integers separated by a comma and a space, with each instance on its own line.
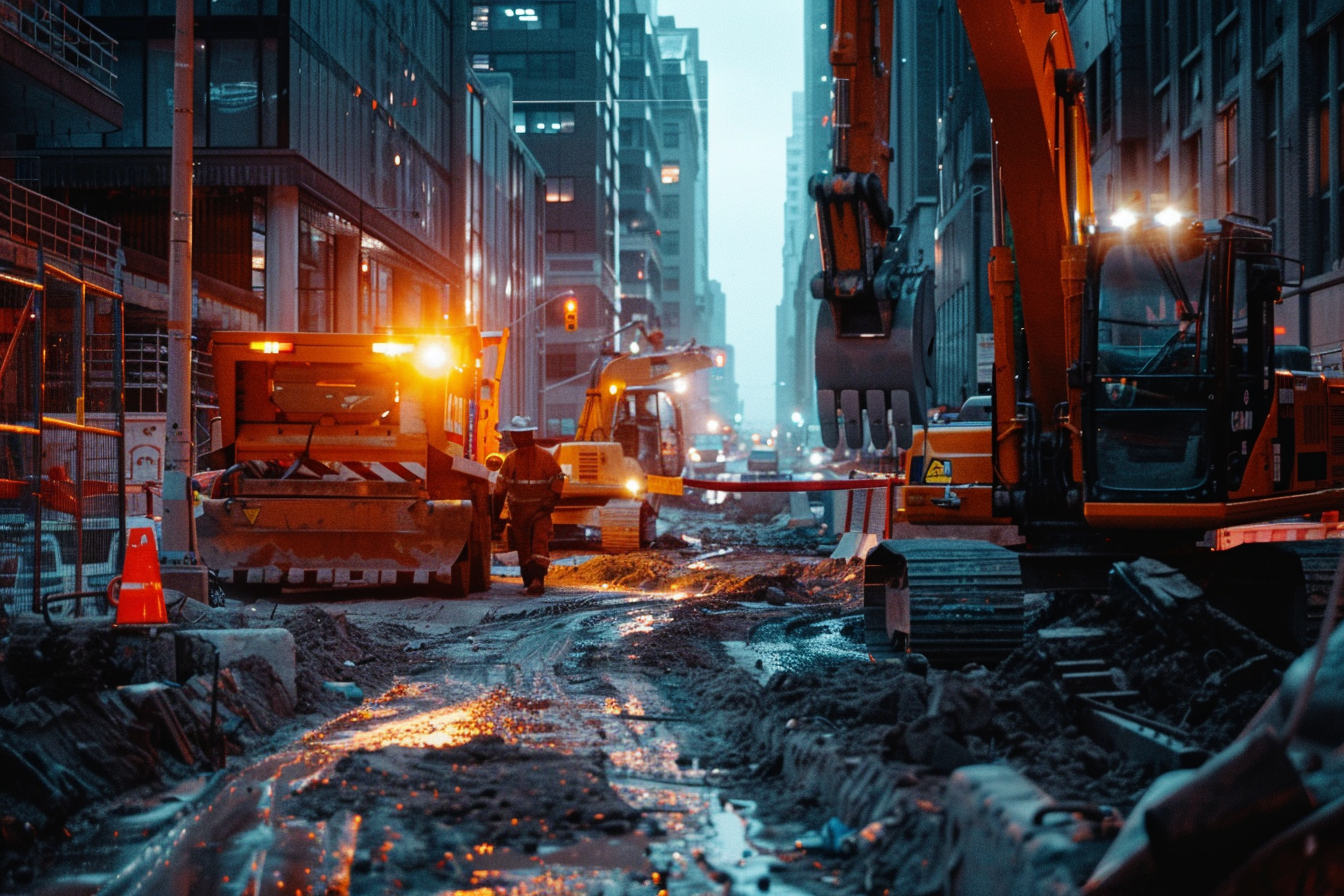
816, 0, 1342, 664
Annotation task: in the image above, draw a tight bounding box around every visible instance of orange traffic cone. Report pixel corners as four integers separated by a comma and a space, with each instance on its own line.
109, 523, 169, 625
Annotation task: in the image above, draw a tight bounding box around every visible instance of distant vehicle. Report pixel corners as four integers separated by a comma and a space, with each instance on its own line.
955, 395, 992, 423
746, 448, 780, 474
688, 433, 727, 476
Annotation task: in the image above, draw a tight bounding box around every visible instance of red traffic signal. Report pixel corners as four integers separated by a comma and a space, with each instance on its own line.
564, 298, 578, 332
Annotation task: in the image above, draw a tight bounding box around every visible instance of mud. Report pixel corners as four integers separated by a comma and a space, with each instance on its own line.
284, 737, 646, 892
596, 547, 1291, 894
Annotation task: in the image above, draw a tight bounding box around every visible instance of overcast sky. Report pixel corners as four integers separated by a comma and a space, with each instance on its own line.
656, 0, 804, 429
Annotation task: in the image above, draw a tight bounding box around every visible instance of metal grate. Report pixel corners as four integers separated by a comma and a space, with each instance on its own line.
576, 449, 602, 483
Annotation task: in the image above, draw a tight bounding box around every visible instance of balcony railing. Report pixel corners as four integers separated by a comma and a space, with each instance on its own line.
0, 176, 121, 274
0, 0, 117, 96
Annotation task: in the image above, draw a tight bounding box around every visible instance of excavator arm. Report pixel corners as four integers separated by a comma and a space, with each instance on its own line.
812, 0, 934, 452
956, 0, 1095, 495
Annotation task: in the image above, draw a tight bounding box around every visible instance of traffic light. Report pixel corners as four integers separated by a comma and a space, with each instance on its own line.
564, 298, 578, 331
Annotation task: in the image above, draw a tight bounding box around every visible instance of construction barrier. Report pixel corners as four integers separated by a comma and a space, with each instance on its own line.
679, 475, 898, 556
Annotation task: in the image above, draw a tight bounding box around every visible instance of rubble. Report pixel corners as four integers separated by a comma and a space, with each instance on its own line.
0, 601, 405, 888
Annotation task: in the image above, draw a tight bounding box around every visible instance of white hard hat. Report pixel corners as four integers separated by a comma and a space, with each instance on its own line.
501, 415, 538, 433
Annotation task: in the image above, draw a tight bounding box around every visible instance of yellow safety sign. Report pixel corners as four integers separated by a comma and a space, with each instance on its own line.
244, 507, 261, 526
924, 459, 953, 485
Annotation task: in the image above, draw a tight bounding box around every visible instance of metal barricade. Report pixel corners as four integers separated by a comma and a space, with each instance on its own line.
839, 476, 896, 539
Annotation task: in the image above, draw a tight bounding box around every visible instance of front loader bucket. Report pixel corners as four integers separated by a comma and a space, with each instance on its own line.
198, 485, 473, 588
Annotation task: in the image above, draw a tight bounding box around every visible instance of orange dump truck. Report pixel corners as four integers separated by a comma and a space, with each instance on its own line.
198, 330, 498, 596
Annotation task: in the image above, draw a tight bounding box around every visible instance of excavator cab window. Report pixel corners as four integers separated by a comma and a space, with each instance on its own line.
1088, 233, 1216, 499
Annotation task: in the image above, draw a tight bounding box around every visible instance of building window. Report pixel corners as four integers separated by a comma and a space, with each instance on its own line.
1098, 46, 1114, 135
1178, 1, 1198, 58
1152, 0, 1171, 79
1261, 74, 1280, 241
546, 346, 580, 380
1255, 0, 1284, 67
547, 229, 577, 252
298, 209, 335, 332
1216, 21, 1240, 98
513, 106, 576, 134
477, 52, 577, 79
662, 122, 679, 148
662, 231, 681, 255
1217, 103, 1238, 215
473, 2, 576, 30
663, 194, 680, 218
664, 266, 680, 292
660, 163, 680, 184
1184, 132, 1201, 215
545, 177, 575, 202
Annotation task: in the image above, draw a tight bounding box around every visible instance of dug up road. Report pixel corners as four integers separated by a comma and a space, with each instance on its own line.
23, 505, 1284, 896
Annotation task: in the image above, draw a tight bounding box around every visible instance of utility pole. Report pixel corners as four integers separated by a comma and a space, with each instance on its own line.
160, 0, 208, 602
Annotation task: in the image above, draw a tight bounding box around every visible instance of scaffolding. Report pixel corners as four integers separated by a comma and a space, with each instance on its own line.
0, 262, 125, 616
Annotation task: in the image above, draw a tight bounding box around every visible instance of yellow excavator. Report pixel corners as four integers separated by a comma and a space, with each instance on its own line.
527, 343, 717, 552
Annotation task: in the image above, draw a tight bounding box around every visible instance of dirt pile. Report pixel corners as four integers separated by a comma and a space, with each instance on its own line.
282, 605, 407, 712
285, 736, 645, 891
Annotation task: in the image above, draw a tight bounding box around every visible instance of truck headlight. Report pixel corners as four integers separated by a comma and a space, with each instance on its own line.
626, 478, 642, 495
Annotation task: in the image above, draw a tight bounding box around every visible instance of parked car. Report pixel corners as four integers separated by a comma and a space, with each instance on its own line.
746, 448, 780, 474
687, 433, 728, 476
955, 395, 992, 423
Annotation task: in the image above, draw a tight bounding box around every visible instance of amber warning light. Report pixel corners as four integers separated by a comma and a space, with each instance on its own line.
372, 342, 415, 356
249, 341, 294, 354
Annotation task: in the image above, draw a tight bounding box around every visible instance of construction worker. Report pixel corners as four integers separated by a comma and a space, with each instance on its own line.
494, 416, 565, 595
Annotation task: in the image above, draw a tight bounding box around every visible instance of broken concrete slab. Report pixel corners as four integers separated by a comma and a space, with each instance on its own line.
187, 629, 297, 704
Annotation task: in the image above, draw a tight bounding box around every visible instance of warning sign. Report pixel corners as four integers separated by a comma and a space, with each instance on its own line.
924, 459, 953, 484
244, 507, 261, 526
646, 475, 685, 496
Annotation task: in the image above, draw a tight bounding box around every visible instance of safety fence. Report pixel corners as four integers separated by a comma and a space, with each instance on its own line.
0, 266, 125, 617
678, 474, 898, 539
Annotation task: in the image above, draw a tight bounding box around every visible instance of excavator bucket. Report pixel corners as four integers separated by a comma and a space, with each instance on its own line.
198, 479, 473, 589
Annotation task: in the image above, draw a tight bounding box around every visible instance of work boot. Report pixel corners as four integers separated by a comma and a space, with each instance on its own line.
519, 562, 535, 594
526, 578, 545, 596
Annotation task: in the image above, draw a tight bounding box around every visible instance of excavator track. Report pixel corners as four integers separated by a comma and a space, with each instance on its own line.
865, 539, 1024, 667
1279, 539, 1344, 640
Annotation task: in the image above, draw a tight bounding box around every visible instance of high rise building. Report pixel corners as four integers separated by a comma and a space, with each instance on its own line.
34, 0, 544, 385
471, 0, 621, 438
657, 14, 709, 346
775, 0, 831, 435
617, 0, 665, 335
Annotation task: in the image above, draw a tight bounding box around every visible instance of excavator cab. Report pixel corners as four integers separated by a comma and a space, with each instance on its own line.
1083, 217, 1293, 511
613, 387, 685, 478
